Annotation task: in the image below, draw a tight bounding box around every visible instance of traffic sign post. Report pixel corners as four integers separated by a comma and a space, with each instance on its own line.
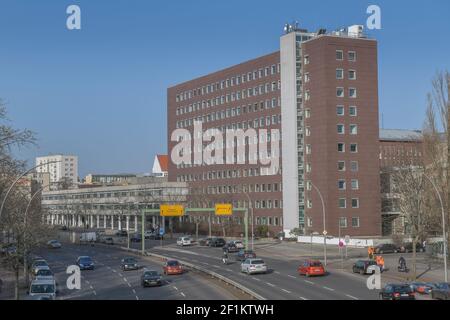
215, 204, 232, 216
160, 205, 184, 217
345, 235, 350, 259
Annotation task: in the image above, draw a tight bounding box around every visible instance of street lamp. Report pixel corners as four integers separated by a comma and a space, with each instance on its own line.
243, 191, 254, 250
310, 182, 327, 266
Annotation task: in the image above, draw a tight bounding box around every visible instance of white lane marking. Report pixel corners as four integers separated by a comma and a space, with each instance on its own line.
323, 286, 335, 291
90, 285, 94, 290
85, 280, 90, 285
93, 290, 97, 296
252, 277, 261, 282
132, 289, 136, 294
281, 289, 291, 294
119, 273, 124, 277
266, 282, 276, 287
135, 296, 139, 300
287, 275, 296, 279
201, 262, 210, 265
212, 265, 220, 268
180, 292, 186, 297
275, 271, 281, 274
346, 294, 359, 300
225, 269, 232, 272
299, 296, 307, 300
112, 270, 117, 273
127, 283, 132, 287
173, 286, 178, 291
304, 280, 314, 285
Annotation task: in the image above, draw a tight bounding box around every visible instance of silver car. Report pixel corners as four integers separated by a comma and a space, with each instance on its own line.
28, 279, 57, 300
241, 259, 268, 275
33, 266, 55, 281
31, 259, 49, 276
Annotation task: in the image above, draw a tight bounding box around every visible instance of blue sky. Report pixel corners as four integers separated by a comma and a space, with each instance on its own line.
1, 0, 449, 177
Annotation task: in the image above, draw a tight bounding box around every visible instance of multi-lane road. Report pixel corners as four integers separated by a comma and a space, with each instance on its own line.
33, 243, 243, 300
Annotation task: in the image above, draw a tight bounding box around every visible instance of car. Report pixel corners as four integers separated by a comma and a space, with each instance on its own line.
104, 237, 114, 245
223, 242, 239, 253
28, 279, 57, 300
298, 260, 326, 277
121, 257, 139, 271
409, 282, 434, 295
240, 258, 268, 275
33, 266, 55, 281
209, 238, 226, 247
47, 240, 62, 249
379, 284, 415, 300
144, 230, 155, 239
130, 234, 142, 242
352, 260, 380, 275
431, 282, 450, 300
148, 233, 163, 240
177, 236, 192, 246
399, 242, 426, 253
231, 240, 244, 249
116, 230, 128, 237
374, 243, 399, 254
236, 250, 256, 261
31, 259, 49, 275
76, 256, 95, 270
141, 269, 163, 287
163, 260, 183, 275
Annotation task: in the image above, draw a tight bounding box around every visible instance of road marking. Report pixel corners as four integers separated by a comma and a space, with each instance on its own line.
180, 292, 186, 297
346, 294, 359, 300
93, 290, 97, 296
299, 296, 307, 300
275, 271, 281, 274
135, 296, 139, 300
252, 277, 261, 282
266, 282, 276, 287
173, 286, 178, 291
90, 285, 94, 290
281, 289, 291, 294
127, 283, 132, 287
323, 286, 335, 292
112, 270, 117, 273
119, 273, 124, 277
225, 269, 232, 272
304, 280, 314, 285
201, 262, 210, 265
212, 265, 220, 268
287, 275, 296, 279
85, 280, 90, 285
132, 289, 136, 294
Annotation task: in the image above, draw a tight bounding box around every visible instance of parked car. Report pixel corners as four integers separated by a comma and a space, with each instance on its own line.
47, 240, 62, 249
163, 260, 183, 275
130, 234, 142, 243
298, 260, 326, 277
431, 282, 450, 300
231, 240, 244, 249
121, 257, 139, 271
27, 279, 57, 300
198, 237, 213, 246
76, 256, 95, 270
141, 269, 163, 287
177, 236, 192, 246
241, 259, 268, 275
223, 242, 239, 253
374, 243, 399, 254
103, 237, 114, 245
31, 259, 49, 276
352, 260, 380, 275
144, 230, 155, 239
399, 242, 426, 253
236, 250, 256, 261
209, 238, 226, 247
379, 283, 415, 300
116, 230, 128, 237
33, 266, 54, 281
409, 282, 434, 295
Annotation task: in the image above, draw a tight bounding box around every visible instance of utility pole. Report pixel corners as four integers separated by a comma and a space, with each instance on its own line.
447, 78, 450, 271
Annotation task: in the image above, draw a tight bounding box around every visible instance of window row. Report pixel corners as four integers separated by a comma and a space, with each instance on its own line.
307, 216, 360, 228
336, 87, 357, 98
337, 143, 358, 153
336, 69, 357, 80
337, 179, 359, 191
176, 112, 282, 129
336, 50, 357, 62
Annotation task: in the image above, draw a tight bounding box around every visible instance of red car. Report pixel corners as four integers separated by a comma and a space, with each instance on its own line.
298, 260, 326, 277
163, 260, 183, 275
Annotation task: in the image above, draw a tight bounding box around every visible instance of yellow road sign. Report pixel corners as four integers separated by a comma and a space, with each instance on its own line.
160, 205, 184, 217
215, 204, 233, 216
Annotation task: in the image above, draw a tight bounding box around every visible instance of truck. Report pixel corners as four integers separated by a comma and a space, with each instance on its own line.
79, 232, 97, 245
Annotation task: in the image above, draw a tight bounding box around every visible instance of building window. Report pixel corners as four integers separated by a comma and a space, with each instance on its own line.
352, 198, 359, 208
352, 217, 360, 228
350, 143, 358, 153
339, 198, 346, 209
349, 70, 356, 80
349, 106, 357, 116
305, 127, 311, 137
348, 51, 357, 62
305, 109, 311, 118
338, 161, 346, 171
336, 87, 344, 98
349, 88, 357, 98
305, 73, 310, 83
306, 163, 311, 173
304, 55, 310, 65
337, 106, 344, 116
349, 124, 358, 135
339, 217, 348, 228
336, 68, 344, 79
351, 161, 359, 172
336, 50, 344, 60
307, 217, 313, 227
307, 199, 312, 208
337, 124, 345, 134
338, 180, 346, 190
306, 145, 311, 154
338, 143, 345, 153
351, 179, 359, 190
305, 91, 311, 101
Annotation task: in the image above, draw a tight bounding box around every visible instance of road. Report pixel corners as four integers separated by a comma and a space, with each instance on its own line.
135, 242, 381, 300
33, 243, 240, 300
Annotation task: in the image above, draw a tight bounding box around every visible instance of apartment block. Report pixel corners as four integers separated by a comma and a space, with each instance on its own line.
36, 154, 78, 186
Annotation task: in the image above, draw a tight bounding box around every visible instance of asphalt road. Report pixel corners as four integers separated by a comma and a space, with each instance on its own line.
141, 243, 381, 300
33, 243, 238, 300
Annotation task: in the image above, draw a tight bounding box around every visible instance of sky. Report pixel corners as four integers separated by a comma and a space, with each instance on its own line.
1, 0, 449, 178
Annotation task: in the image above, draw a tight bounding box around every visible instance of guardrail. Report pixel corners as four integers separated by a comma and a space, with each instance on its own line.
114, 245, 266, 300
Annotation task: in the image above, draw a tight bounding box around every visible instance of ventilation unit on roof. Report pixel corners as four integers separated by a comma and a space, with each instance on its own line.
348, 25, 364, 38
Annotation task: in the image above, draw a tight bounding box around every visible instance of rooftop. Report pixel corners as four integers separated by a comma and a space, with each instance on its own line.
379, 129, 423, 142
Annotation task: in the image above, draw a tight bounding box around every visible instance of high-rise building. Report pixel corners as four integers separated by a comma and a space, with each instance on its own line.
167, 24, 381, 237
35, 154, 78, 186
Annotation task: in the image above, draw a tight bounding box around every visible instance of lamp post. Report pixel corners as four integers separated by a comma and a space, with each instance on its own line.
311, 182, 327, 266
243, 192, 254, 250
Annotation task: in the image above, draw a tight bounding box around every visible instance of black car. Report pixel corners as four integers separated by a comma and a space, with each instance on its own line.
374, 243, 399, 254
121, 257, 139, 271
431, 282, 450, 300
116, 230, 128, 237
352, 260, 379, 275
223, 242, 239, 253
209, 238, 226, 247
76, 256, 95, 270
236, 250, 256, 261
379, 284, 415, 300
130, 234, 142, 243
103, 237, 114, 245
141, 270, 163, 287
399, 242, 425, 253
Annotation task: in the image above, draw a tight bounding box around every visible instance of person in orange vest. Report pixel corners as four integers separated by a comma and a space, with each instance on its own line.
368, 246, 374, 260
376, 255, 385, 272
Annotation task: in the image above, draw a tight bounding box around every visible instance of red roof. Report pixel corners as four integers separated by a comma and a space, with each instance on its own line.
157, 155, 168, 172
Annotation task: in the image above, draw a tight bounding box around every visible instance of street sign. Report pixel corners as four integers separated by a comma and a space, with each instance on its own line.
159, 228, 165, 236
160, 205, 184, 217
345, 235, 350, 244
323, 230, 327, 236
339, 241, 345, 248
215, 203, 233, 216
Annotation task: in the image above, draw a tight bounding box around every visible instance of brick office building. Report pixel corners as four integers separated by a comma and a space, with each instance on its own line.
167, 24, 382, 237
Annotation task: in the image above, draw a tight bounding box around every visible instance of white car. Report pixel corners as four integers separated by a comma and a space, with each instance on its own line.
232, 240, 244, 249
241, 259, 268, 275
33, 266, 55, 281
177, 237, 192, 246
28, 279, 57, 300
